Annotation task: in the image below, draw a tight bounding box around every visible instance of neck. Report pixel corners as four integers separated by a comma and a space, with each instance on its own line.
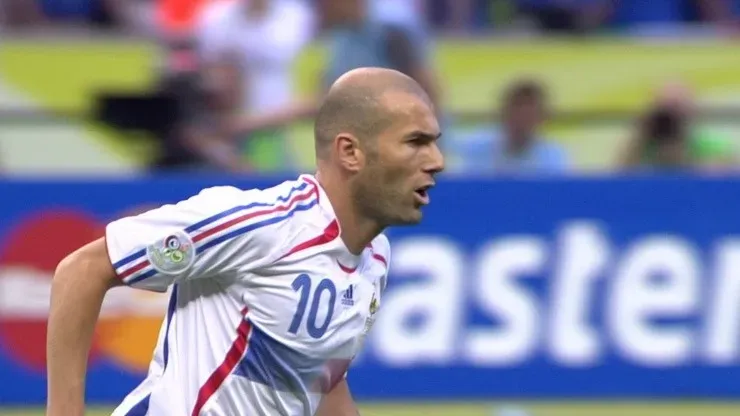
315, 171, 383, 255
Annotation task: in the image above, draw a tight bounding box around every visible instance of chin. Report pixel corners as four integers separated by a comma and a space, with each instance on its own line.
391, 210, 423, 226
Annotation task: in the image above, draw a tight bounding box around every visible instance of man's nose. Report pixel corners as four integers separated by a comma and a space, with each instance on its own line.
424, 142, 445, 175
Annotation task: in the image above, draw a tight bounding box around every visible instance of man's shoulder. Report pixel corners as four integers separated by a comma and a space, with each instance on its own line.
190, 176, 318, 216
183, 177, 321, 251
183, 185, 249, 211
256, 176, 319, 205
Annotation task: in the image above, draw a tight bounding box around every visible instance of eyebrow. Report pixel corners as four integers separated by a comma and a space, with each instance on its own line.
406, 130, 442, 140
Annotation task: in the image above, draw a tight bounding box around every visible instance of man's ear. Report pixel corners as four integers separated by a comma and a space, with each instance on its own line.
335, 133, 365, 172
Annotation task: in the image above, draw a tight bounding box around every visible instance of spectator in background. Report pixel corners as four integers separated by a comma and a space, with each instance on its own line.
319, 0, 442, 111
197, 0, 316, 172
619, 81, 737, 171
222, 0, 446, 165
448, 78, 569, 174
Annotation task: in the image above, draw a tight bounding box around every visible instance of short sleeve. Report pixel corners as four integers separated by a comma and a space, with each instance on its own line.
106, 184, 317, 292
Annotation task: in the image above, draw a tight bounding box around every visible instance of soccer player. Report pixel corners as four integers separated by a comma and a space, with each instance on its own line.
46, 67, 444, 416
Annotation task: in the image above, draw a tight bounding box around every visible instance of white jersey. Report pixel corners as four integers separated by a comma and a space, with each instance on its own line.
196, 0, 315, 114
106, 174, 390, 416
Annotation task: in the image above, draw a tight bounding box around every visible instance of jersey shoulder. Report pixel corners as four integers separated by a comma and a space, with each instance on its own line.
196, 177, 313, 205
187, 185, 250, 210
183, 178, 320, 248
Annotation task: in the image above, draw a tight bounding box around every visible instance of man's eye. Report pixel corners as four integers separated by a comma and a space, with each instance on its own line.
408, 136, 429, 145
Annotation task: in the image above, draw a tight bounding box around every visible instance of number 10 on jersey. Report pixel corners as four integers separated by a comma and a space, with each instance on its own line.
288, 274, 337, 339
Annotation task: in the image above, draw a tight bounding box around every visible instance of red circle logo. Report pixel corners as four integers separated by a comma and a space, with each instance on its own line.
0, 209, 168, 374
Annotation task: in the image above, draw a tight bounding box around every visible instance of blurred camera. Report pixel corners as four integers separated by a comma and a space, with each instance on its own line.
643, 106, 686, 144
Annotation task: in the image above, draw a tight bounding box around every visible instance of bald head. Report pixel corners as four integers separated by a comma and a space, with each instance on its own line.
314, 67, 432, 160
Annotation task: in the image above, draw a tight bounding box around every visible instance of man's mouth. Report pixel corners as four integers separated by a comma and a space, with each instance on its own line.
414, 185, 433, 205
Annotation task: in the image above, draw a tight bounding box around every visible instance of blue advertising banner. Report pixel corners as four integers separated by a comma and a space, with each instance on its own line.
1, 176, 739, 405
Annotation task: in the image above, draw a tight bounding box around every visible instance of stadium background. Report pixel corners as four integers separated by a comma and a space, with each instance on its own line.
3, 0, 740, 415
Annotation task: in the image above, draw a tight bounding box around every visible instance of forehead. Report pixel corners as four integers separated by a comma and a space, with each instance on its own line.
379, 91, 439, 136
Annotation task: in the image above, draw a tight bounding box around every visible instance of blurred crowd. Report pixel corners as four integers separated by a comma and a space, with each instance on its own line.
2, 0, 740, 175
4, 0, 740, 33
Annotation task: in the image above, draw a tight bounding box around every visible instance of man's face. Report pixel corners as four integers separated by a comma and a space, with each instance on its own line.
352, 92, 444, 225
504, 98, 545, 142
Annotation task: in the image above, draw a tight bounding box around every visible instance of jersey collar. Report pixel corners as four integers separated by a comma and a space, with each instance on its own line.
299, 174, 336, 220
299, 174, 363, 268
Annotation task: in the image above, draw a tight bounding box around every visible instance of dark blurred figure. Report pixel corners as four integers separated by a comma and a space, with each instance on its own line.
448, 78, 569, 174
153, 61, 250, 172
515, 0, 738, 34
426, 0, 476, 32
621, 106, 691, 170
1, 0, 46, 28
608, 0, 737, 28
2, 0, 122, 28
445, 0, 474, 31
515, 0, 609, 33
619, 81, 737, 171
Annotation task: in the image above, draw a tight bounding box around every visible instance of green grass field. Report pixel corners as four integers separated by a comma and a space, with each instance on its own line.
3, 402, 740, 416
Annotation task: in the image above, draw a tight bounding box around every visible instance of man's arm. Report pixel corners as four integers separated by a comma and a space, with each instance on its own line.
46, 238, 120, 416
46, 185, 299, 415
317, 379, 361, 416
227, 98, 318, 136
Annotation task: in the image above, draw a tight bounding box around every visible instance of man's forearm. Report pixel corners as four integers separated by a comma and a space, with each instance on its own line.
230, 99, 317, 135
46, 242, 115, 416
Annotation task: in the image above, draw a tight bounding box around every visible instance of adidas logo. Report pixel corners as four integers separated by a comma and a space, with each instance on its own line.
342, 285, 355, 306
